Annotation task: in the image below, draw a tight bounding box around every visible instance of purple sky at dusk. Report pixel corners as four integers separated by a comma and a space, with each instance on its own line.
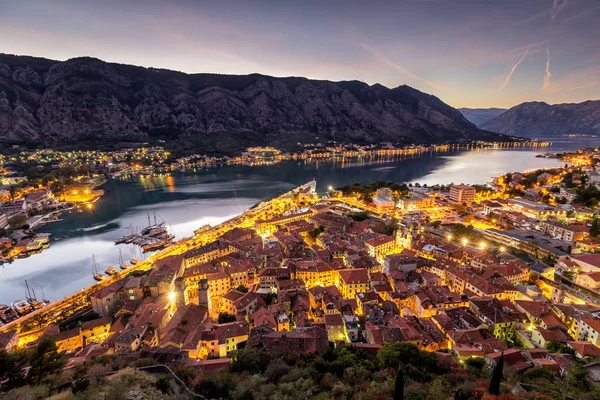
0, 0, 598, 108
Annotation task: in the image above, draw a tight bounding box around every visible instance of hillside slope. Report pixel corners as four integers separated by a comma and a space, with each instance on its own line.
482, 100, 600, 138
0, 54, 508, 153
459, 108, 506, 127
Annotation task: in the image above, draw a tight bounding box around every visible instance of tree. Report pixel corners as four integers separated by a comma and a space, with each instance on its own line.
488, 351, 504, 395
155, 375, 171, 394
591, 218, 600, 238
0, 349, 28, 390
236, 285, 249, 293
431, 220, 441, 229
8, 214, 27, 228
218, 312, 236, 324
29, 335, 65, 385
394, 364, 404, 400
308, 226, 325, 240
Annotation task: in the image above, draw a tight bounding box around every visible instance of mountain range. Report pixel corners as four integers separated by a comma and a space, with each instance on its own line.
480, 101, 600, 138
0, 54, 508, 154
458, 108, 506, 128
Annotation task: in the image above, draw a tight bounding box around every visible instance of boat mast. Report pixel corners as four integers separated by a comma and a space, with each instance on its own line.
25, 279, 32, 300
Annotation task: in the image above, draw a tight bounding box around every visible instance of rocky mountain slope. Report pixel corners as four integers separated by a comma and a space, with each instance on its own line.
0, 54, 508, 153
459, 108, 506, 128
482, 100, 600, 138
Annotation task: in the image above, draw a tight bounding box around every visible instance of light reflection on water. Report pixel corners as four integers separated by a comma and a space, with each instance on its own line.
0, 141, 597, 303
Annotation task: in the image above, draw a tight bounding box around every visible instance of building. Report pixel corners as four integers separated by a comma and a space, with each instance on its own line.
54, 328, 83, 353
375, 187, 393, 199
90, 281, 124, 317
372, 196, 395, 213
507, 198, 566, 221
0, 330, 18, 352
577, 318, 600, 347
383, 252, 418, 275
364, 235, 396, 260
0, 213, 8, 229
539, 221, 587, 243
255, 210, 314, 235
449, 185, 475, 205
337, 269, 370, 299
184, 240, 235, 268
398, 192, 435, 210
575, 272, 600, 290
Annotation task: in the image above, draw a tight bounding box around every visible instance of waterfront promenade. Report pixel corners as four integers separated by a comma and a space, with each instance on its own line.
0, 181, 316, 338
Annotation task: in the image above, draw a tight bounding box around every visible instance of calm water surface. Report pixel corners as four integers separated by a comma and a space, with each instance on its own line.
1, 139, 598, 303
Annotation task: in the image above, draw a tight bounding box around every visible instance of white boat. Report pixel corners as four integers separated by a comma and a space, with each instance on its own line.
130, 258, 140, 265
11, 300, 32, 316
105, 266, 118, 276
92, 255, 105, 281
119, 248, 129, 270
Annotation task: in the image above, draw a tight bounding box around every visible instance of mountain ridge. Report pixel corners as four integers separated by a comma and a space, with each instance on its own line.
482, 100, 600, 138
0, 53, 510, 154
458, 107, 507, 128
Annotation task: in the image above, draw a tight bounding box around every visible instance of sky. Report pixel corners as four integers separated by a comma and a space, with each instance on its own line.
0, 0, 599, 109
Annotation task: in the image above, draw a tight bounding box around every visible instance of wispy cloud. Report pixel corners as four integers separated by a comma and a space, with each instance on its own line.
543, 41, 552, 90
499, 46, 531, 91
551, 0, 569, 22
359, 43, 451, 93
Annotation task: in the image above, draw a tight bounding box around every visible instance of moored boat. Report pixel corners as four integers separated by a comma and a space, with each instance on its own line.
130, 258, 140, 265
105, 266, 118, 276
92, 254, 105, 281
11, 300, 33, 316
0, 304, 18, 323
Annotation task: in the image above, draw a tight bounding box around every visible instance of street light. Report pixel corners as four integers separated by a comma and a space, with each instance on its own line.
168, 292, 177, 303
500, 246, 506, 252
447, 234, 452, 241
462, 238, 468, 246
480, 241, 486, 250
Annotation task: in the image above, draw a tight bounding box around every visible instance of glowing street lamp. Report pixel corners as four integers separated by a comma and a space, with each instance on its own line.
479, 241, 487, 250
447, 234, 453, 241
462, 238, 468, 246
168, 291, 177, 303
500, 246, 506, 252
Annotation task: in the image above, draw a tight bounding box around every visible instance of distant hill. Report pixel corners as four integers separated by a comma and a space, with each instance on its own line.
482, 100, 600, 138
458, 108, 507, 128
0, 54, 511, 154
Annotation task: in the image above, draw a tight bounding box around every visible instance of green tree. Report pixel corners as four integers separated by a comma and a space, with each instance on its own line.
0, 349, 28, 390
155, 375, 171, 394
230, 347, 271, 374
236, 285, 249, 293
29, 335, 65, 385
591, 218, 600, 238
488, 351, 504, 395
218, 312, 236, 324
8, 214, 27, 228
394, 364, 404, 400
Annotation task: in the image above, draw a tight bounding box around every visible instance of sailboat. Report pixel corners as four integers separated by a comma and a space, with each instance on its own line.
25, 280, 44, 310
130, 245, 140, 265
40, 286, 50, 305
119, 248, 129, 270
92, 255, 105, 281
105, 266, 118, 276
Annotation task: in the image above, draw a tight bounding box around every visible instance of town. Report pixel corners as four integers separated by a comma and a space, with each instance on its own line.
2, 147, 600, 399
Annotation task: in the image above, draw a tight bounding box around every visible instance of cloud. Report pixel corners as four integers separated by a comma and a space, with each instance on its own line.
543, 41, 552, 90
551, 0, 569, 22
499, 46, 531, 91
358, 43, 451, 93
